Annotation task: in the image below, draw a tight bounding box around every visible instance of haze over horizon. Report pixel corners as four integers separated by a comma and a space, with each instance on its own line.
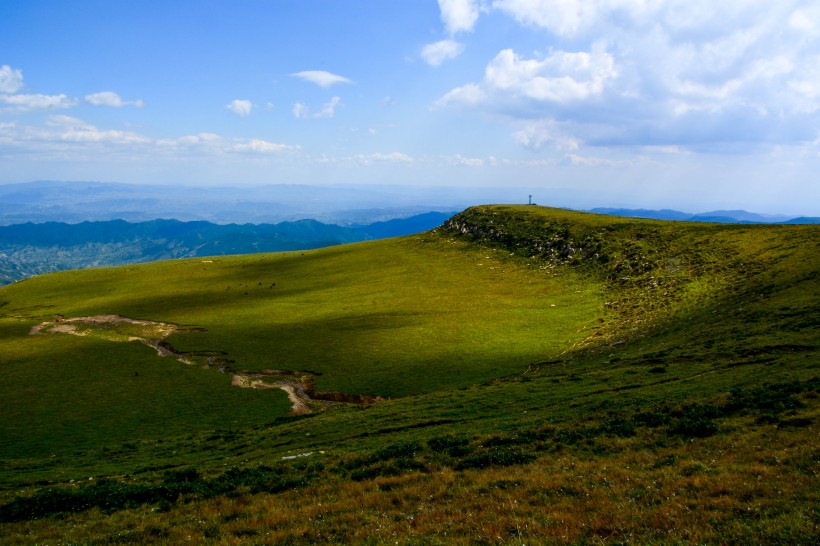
2, 1, 819, 216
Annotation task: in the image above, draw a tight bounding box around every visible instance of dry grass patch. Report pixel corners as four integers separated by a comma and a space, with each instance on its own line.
2, 418, 815, 544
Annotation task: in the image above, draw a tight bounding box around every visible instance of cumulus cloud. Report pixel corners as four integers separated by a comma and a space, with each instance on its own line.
439, 43, 617, 110
0, 65, 23, 93
492, 0, 601, 38
486, 46, 616, 102
438, 0, 820, 152
422, 40, 465, 66
293, 96, 342, 119
291, 70, 353, 88
225, 99, 253, 117
439, 0, 481, 34
85, 91, 144, 108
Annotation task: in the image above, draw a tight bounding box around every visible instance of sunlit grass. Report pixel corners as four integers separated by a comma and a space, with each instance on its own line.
0, 231, 604, 457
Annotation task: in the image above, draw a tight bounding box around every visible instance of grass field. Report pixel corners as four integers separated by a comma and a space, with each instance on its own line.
0, 205, 817, 543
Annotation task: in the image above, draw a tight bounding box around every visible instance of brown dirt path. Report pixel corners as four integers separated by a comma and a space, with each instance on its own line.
29, 314, 372, 416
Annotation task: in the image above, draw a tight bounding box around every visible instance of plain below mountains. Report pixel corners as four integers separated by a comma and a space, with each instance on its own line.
0, 212, 454, 285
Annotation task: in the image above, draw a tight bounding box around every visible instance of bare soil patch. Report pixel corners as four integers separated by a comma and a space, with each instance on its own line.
31, 314, 378, 415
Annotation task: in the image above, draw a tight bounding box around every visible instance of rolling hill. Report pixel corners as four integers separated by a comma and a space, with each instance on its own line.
0, 212, 455, 286
0, 205, 817, 544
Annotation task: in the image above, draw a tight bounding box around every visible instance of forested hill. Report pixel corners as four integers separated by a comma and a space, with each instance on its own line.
0, 213, 453, 285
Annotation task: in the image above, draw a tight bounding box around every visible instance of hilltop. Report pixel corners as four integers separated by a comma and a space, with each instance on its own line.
0, 205, 817, 544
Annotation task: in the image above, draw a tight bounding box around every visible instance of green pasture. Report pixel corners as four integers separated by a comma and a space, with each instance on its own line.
0, 205, 817, 543
0, 227, 603, 458
0, 205, 815, 466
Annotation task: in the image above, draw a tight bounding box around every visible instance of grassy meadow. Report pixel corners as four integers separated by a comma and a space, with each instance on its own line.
0, 205, 817, 543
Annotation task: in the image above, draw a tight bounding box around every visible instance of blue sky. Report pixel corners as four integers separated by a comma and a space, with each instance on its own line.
1, 0, 819, 214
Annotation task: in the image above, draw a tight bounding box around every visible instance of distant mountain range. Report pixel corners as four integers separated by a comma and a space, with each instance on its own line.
2, 179, 816, 286
0, 213, 454, 285
0, 180, 506, 226
587, 208, 820, 224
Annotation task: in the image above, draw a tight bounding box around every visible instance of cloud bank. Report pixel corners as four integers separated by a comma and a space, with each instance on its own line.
436, 0, 820, 153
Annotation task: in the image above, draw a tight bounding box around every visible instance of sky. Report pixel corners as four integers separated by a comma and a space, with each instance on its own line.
1, 0, 819, 215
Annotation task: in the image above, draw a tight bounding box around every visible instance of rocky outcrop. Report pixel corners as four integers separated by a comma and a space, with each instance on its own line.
440, 207, 611, 270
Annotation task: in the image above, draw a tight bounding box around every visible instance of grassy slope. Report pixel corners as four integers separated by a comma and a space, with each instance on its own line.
0, 221, 601, 458
0, 205, 817, 544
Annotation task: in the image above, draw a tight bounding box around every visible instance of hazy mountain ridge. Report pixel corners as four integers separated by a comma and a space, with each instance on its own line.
2, 181, 814, 227
588, 207, 819, 224
0, 213, 453, 285
0, 181, 490, 226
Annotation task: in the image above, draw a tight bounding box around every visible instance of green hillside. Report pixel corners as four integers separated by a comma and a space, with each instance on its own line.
0, 205, 817, 544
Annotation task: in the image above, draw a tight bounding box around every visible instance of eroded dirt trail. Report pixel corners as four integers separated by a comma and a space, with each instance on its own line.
30, 314, 329, 415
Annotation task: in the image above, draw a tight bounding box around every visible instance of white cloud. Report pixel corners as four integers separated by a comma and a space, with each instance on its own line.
561, 153, 635, 167
293, 96, 342, 119
357, 152, 414, 165
371, 152, 414, 162
512, 121, 579, 151
438, 0, 820, 153
439, 44, 617, 111
316, 151, 415, 166
45, 115, 150, 143
437, 83, 487, 108
0, 115, 150, 149
0, 93, 77, 112
225, 99, 253, 117
291, 70, 353, 88
292, 102, 309, 119
439, 0, 481, 34
231, 139, 300, 154
488, 46, 616, 102
422, 40, 465, 66
2, 116, 300, 160
442, 153, 485, 166
0, 65, 23, 94
85, 91, 144, 108
492, 0, 601, 37
316, 96, 341, 118
158, 133, 299, 155
789, 7, 818, 32
158, 132, 222, 150
327, 152, 415, 166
